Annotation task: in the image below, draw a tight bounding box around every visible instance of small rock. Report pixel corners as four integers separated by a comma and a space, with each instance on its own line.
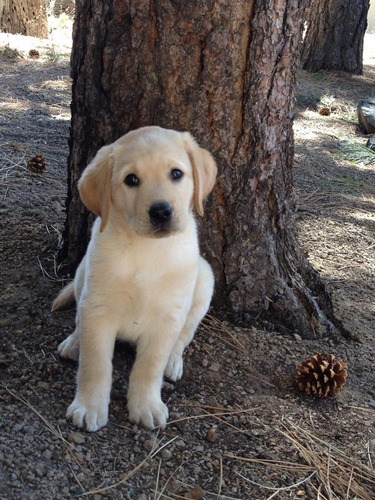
52, 200, 64, 213
366, 135, 375, 152
184, 486, 204, 499
162, 380, 175, 390
0, 456, 12, 467
175, 439, 186, 449
35, 468, 44, 477
192, 465, 201, 475
357, 98, 375, 134
257, 450, 280, 461
143, 438, 156, 452
42, 449, 52, 459
67, 432, 85, 445
161, 448, 172, 460
23, 426, 35, 435
205, 426, 218, 443
37, 382, 50, 390
209, 362, 220, 372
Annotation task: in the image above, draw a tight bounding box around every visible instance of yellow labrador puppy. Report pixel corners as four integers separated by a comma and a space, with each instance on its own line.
52, 126, 217, 432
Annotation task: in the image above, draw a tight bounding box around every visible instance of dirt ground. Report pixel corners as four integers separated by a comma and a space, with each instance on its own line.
0, 24, 375, 500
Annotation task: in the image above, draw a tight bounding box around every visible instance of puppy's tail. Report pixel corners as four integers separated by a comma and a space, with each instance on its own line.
52, 281, 75, 311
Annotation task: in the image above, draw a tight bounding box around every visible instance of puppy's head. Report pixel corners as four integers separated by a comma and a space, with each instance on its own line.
78, 126, 217, 236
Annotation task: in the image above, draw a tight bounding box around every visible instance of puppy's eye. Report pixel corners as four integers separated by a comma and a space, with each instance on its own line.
170, 168, 183, 181
124, 174, 139, 187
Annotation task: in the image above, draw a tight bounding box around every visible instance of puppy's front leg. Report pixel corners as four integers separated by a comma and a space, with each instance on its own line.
67, 311, 117, 432
127, 331, 177, 429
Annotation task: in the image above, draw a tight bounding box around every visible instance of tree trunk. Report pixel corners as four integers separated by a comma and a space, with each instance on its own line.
302, 0, 369, 75
0, 0, 48, 39
62, 0, 348, 339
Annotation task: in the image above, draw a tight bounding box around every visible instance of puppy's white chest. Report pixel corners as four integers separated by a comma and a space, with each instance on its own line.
105, 250, 196, 342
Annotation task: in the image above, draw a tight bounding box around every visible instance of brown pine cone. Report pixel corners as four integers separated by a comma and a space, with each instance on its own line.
296, 353, 347, 397
319, 107, 331, 116
27, 154, 47, 173
29, 49, 40, 59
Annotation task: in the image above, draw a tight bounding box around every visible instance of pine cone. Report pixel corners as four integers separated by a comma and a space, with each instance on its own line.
296, 353, 347, 397
319, 107, 331, 116
27, 154, 47, 173
29, 49, 40, 59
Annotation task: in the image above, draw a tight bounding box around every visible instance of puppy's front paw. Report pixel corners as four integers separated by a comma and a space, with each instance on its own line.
58, 333, 79, 361
128, 394, 168, 429
164, 352, 184, 382
66, 398, 108, 432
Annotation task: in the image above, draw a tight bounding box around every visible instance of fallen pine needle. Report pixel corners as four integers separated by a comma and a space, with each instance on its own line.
235, 469, 316, 492
5, 386, 72, 447
154, 458, 162, 500
278, 419, 375, 500
154, 463, 183, 500
167, 406, 255, 426
202, 315, 246, 352
225, 419, 375, 500
81, 435, 178, 496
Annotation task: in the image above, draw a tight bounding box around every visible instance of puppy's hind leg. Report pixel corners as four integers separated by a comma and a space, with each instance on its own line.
52, 281, 75, 311
58, 308, 83, 361
58, 329, 80, 361
55, 259, 86, 361
164, 257, 214, 382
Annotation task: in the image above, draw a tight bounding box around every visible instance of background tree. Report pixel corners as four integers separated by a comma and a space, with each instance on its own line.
62, 0, 348, 339
0, 0, 48, 38
302, 0, 370, 75
52, 0, 74, 17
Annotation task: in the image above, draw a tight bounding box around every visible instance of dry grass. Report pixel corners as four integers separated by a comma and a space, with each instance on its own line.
337, 139, 375, 166
226, 418, 375, 500
280, 420, 375, 499
296, 191, 375, 216
81, 435, 179, 497
5, 384, 375, 500
201, 314, 247, 353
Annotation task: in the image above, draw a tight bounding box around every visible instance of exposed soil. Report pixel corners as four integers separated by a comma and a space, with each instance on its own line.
0, 28, 375, 500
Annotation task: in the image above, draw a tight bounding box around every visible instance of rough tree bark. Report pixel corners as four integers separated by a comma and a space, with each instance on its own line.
302, 0, 370, 75
0, 0, 48, 39
62, 0, 348, 339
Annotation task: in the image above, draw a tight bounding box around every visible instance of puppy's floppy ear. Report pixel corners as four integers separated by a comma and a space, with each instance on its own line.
183, 132, 217, 216
78, 144, 114, 232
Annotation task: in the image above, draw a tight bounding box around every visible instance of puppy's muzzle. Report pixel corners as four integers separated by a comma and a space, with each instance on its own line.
149, 202, 173, 231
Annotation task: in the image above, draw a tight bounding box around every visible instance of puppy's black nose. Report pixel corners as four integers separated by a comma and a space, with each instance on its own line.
149, 202, 173, 226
